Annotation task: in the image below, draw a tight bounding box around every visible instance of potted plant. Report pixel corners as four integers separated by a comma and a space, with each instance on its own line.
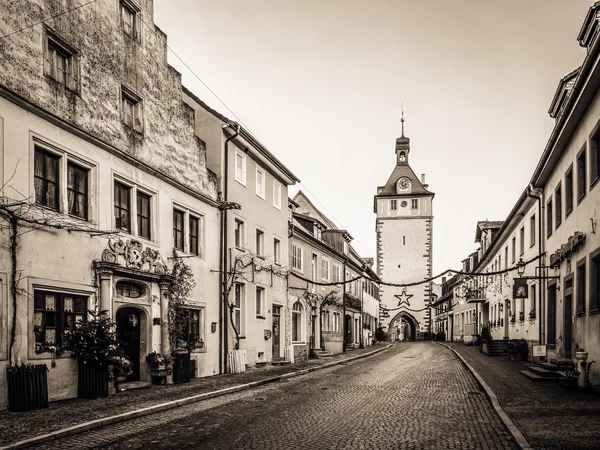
63, 309, 129, 399
529, 310, 536, 320
519, 311, 525, 322
507, 339, 528, 361
146, 351, 172, 384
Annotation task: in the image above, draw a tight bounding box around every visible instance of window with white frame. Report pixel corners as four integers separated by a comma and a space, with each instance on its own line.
292, 301, 304, 342
273, 238, 281, 264
256, 287, 265, 317
234, 219, 245, 248
333, 264, 341, 283
172, 205, 203, 255
34, 290, 88, 349
333, 312, 340, 332
34, 144, 93, 220
256, 166, 265, 199
44, 28, 79, 92
235, 149, 246, 185
256, 229, 264, 256
411, 199, 419, 210
121, 86, 144, 133
120, 0, 141, 41
390, 199, 397, 211
321, 258, 330, 281
292, 243, 303, 271
234, 283, 245, 336
273, 180, 282, 210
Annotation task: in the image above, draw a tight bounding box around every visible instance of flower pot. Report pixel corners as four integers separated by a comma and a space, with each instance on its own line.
6, 364, 49, 412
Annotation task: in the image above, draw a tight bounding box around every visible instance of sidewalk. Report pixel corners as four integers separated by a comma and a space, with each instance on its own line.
443, 342, 600, 450
0, 345, 387, 448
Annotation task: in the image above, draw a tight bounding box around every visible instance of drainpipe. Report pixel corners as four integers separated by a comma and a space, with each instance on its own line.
527, 184, 544, 345
342, 260, 347, 352
219, 123, 239, 374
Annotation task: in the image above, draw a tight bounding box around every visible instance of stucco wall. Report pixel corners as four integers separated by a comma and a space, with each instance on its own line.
0, 0, 216, 200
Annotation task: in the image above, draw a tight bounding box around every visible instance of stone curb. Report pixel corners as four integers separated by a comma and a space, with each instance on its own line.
1, 345, 391, 450
435, 342, 533, 450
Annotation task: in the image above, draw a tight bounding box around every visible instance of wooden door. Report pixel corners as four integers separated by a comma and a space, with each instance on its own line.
272, 305, 281, 358
116, 307, 141, 382
564, 276, 574, 359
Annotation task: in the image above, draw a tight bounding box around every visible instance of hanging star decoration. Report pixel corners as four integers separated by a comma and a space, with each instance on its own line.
395, 288, 413, 307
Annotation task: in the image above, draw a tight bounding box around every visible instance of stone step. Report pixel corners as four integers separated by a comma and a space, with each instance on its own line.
538, 362, 559, 372
528, 366, 558, 378
271, 358, 291, 366
519, 370, 564, 382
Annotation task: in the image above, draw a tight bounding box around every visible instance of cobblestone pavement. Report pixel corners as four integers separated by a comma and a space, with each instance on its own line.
0, 345, 380, 446
445, 342, 600, 450
32, 342, 517, 450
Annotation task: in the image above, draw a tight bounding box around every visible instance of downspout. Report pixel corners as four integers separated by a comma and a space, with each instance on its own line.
220, 123, 239, 374
527, 184, 544, 344
342, 260, 347, 352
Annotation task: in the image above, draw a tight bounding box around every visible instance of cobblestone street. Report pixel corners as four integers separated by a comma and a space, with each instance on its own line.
31, 342, 516, 450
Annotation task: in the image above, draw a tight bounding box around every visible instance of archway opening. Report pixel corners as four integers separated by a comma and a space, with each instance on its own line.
390, 312, 417, 341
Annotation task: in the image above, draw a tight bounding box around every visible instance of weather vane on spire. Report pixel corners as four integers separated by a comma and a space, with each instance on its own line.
401, 102, 405, 137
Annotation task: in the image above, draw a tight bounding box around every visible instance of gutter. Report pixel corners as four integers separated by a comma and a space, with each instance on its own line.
219, 123, 239, 374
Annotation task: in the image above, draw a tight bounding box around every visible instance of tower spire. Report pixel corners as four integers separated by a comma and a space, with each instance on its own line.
401, 102, 405, 137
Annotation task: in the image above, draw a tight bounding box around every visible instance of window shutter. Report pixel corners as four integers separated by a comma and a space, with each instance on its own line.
134, 12, 142, 41
70, 55, 79, 91
134, 103, 142, 132
43, 37, 50, 76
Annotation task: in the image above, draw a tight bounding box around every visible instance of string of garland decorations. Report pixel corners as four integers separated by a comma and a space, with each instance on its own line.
288, 252, 545, 288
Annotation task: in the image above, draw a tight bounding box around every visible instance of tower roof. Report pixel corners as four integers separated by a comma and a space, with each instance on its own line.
376, 163, 434, 197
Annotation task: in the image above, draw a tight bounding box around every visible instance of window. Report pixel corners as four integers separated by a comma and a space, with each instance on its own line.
137, 192, 151, 240
189, 216, 200, 256
273, 180, 282, 210
504, 246, 508, 270
273, 238, 281, 264
234, 219, 245, 248
256, 287, 265, 317
44, 30, 78, 91
234, 283, 245, 336
577, 146, 586, 202
67, 162, 88, 219
519, 226, 525, 256
180, 308, 204, 349
34, 148, 60, 211
530, 214, 536, 247
114, 181, 131, 232
255, 166, 265, 199
411, 199, 419, 210
333, 312, 340, 332
116, 281, 144, 298
390, 200, 397, 211
292, 301, 303, 342
333, 264, 341, 283
591, 249, 600, 312
173, 209, 185, 250
576, 259, 586, 315
546, 197, 553, 237
591, 126, 600, 187
565, 165, 573, 215
121, 86, 143, 133
256, 229, 264, 256
511, 237, 516, 263
235, 150, 246, 185
322, 258, 330, 281
292, 243, 303, 271
531, 284, 536, 315
120, 0, 141, 41
34, 291, 87, 348
555, 183, 562, 229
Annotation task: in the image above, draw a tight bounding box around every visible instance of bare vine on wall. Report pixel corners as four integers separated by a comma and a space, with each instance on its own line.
168, 252, 196, 352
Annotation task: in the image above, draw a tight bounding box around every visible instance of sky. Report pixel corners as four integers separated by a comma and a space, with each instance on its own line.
154, 0, 591, 274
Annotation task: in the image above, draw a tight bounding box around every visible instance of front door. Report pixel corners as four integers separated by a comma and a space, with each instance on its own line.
116, 307, 141, 381
272, 305, 281, 358
564, 276, 574, 360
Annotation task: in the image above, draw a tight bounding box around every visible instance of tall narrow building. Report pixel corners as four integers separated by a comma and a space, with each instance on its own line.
374, 123, 434, 340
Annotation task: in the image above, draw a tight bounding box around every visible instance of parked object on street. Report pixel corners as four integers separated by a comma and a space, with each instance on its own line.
6, 364, 49, 412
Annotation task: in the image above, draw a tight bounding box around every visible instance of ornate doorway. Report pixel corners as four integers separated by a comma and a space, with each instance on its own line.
117, 307, 142, 382
272, 305, 281, 358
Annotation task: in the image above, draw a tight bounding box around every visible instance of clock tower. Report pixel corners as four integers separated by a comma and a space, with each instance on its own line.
374, 124, 434, 340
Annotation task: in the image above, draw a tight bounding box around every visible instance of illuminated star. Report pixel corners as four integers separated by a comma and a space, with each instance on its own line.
395, 288, 413, 307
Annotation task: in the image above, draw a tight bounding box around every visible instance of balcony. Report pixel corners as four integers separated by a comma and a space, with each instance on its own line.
465, 287, 486, 303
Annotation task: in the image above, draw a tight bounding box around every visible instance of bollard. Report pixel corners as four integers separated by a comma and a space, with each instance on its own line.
575, 350, 588, 388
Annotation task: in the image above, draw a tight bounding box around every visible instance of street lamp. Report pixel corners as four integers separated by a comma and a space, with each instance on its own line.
516, 258, 526, 277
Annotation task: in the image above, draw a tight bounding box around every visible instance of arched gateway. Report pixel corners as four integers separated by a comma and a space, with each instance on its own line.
389, 311, 418, 341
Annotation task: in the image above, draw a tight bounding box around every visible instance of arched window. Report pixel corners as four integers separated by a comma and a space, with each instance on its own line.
116, 281, 145, 298
399, 152, 406, 162
292, 301, 304, 342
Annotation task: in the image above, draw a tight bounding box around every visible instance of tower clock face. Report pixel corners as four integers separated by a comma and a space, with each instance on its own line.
397, 177, 410, 191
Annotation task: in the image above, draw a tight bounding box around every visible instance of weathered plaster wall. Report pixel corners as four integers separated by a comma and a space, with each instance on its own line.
0, 0, 216, 200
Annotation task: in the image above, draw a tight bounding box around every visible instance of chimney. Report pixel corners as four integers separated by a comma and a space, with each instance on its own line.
421, 173, 429, 188
442, 276, 446, 284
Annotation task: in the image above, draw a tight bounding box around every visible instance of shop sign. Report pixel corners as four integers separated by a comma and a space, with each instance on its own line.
532, 345, 547, 358
513, 278, 528, 299
549, 231, 585, 268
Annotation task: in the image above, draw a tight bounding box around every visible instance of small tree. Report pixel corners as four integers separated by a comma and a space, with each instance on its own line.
168, 254, 196, 352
